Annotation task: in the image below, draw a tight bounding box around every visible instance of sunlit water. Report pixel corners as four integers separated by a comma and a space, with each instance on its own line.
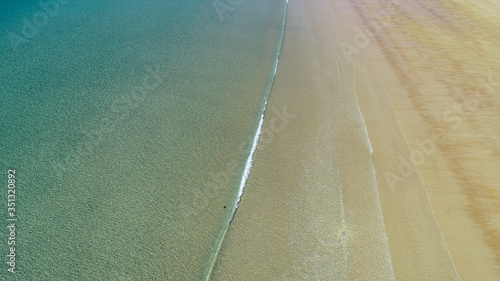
0, 0, 286, 279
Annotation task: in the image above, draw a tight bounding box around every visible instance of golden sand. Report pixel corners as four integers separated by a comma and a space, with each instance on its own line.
211, 0, 499, 279
335, 0, 500, 279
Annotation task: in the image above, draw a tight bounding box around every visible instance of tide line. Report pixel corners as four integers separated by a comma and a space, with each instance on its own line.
200, 1, 290, 280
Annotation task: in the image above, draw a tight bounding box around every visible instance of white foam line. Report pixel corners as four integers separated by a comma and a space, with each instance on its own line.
232, 51, 280, 216
232, 107, 266, 214
201, 2, 289, 279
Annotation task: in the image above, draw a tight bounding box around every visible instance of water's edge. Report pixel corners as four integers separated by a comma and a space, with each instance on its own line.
200, 1, 290, 280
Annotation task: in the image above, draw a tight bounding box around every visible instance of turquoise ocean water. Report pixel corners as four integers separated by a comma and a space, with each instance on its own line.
0, 0, 287, 279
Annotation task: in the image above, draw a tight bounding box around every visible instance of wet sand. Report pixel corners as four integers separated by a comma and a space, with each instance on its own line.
211, 0, 499, 280
212, 0, 395, 279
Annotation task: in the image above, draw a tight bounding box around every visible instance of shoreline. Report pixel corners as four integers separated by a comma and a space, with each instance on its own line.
201, 1, 290, 279
202, 0, 288, 280
211, 0, 499, 279
212, 0, 396, 279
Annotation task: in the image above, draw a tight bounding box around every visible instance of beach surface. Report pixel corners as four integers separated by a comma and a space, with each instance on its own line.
339, 0, 500, 279
212, 0, 500, 280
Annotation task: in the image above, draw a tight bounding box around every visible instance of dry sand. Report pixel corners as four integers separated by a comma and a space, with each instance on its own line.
211, 0, 499, 280
335, 0, 500, 279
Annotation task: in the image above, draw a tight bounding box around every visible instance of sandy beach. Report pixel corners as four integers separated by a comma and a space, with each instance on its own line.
2, 0, 497, 279
212, 0, 499, 280
338, 0, 500, 279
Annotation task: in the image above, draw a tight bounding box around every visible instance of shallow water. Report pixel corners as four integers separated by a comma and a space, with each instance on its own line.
0, 0, 286, 279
